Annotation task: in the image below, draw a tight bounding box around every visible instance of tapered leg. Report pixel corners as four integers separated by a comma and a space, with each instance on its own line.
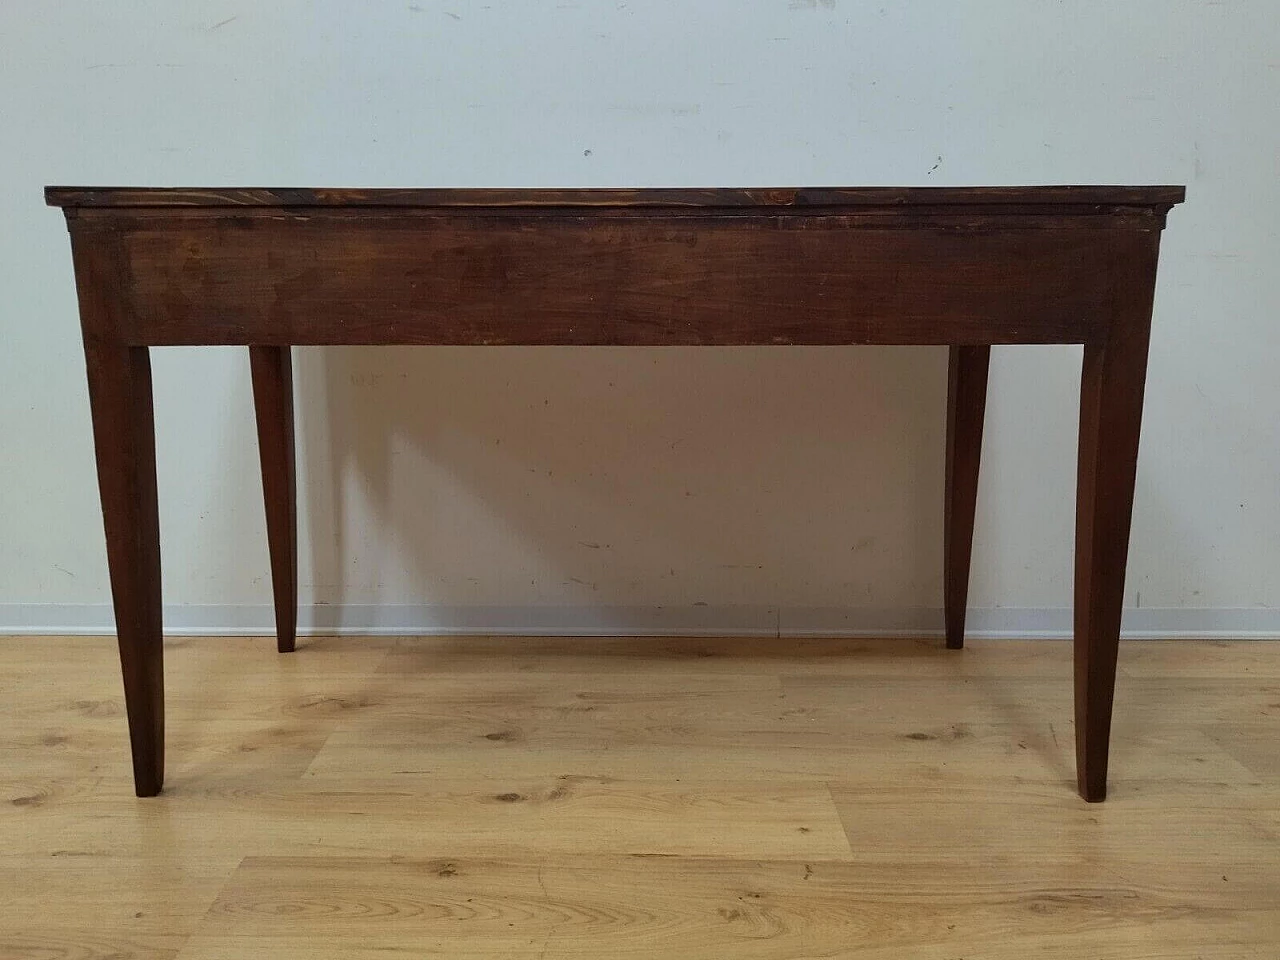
84, 343, 164, 797
1074, 244, 1159, 802
944, 345, 990, 649
250, 346, 298, 653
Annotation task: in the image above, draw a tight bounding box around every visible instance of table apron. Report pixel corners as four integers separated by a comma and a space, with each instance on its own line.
69, 215, 1162, 346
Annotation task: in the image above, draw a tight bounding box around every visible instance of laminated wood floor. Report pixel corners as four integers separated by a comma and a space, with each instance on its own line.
2, 635, 1278, 958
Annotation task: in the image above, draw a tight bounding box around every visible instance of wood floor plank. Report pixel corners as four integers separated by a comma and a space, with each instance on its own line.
0, 854, 238, 960
1, 776, 849, 860
1202, 722, 1280, 779
174, 854, 1279, 959
1, 634, 1276, 958
1116, 639, 1280, 678
376, 635, 1081, 678
0, 717, 332, 782
304, 717, 1257, 790
0, 929, 184, 960
780, 671, 1280, 726
302, 729, 1060, 783
830, 783, 1280, 868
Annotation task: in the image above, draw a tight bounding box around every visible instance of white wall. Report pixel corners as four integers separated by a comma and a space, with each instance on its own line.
2, 1, 1277, 636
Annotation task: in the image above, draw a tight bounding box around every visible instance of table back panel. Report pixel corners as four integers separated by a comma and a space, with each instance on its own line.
63, 212, 1166, 347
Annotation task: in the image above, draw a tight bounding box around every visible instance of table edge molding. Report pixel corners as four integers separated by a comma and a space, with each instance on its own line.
45, 184, 1188, 212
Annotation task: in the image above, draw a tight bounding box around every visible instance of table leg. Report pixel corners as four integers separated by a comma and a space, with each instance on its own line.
84, 343, 164, 797
944, 345, 990, 649
249, 346, 298, 654
1074, 250, 1157, 801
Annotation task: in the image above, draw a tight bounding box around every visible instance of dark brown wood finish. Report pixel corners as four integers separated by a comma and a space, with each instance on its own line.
47, 186, 1184, 800
67, 214, 1137, 347
1073, 232, 1162, 802
44, 184, 1188, 209
249, 346, 298, 655
71, 225, 165, 798
944, 345, 991, 650
81, 342, 164, 797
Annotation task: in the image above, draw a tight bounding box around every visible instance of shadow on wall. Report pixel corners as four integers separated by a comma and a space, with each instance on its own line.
291, 345, 953, 632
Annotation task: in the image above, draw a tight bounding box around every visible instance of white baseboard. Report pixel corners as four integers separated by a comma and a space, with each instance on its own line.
0, 603, 1277, 639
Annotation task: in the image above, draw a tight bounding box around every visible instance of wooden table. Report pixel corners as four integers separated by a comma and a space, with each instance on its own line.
46, 185, 1185, 801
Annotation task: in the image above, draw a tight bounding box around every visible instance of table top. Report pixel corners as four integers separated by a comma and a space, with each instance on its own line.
45, 185, 1186, 212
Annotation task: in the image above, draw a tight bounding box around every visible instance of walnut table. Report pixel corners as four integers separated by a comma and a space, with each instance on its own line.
45, 185, 1186, 800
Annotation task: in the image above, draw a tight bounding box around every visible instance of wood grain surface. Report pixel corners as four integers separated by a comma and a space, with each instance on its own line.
45, 184, 1187, 210
2, 635, 1276, 958
70, 215, 1140, 347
